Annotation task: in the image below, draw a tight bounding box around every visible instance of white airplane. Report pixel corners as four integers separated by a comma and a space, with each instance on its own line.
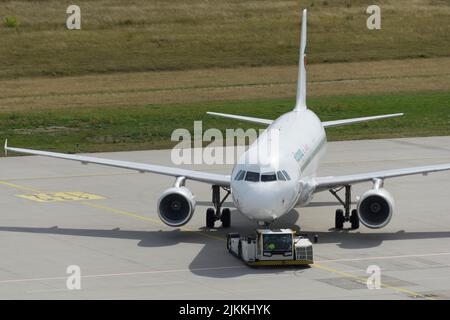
5, 9, 450, 230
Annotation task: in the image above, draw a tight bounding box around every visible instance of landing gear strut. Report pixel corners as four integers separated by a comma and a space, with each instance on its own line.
206, 185, 231, 228
329, 185, 359, 230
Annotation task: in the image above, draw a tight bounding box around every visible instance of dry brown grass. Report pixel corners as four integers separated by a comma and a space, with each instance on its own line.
0, 57, 448, 111
0, 0, 449, 78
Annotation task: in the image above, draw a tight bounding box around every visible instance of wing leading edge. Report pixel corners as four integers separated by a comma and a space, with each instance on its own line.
4, 142, 230, 187
314, 163, 450, 191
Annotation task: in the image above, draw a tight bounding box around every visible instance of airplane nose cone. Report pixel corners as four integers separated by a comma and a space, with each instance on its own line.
232, 182, 296, 222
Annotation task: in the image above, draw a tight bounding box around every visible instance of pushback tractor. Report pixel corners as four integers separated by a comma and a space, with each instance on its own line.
227, 229, 313, 266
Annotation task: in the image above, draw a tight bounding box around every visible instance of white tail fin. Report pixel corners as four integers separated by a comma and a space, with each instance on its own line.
294, 9, 307, 111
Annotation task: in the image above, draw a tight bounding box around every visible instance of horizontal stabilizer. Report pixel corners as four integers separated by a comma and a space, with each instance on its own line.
207, 112, 273, 125
322, 113, 403, 128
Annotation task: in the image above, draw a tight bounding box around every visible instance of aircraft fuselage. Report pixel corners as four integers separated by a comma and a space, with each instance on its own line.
230, 109, 327, 223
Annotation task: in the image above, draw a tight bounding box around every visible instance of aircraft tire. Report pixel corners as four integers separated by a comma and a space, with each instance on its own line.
221, 208, 231, 228
206, 208, 215, 228
350, 209, 360, 229
335, 209, 344, 229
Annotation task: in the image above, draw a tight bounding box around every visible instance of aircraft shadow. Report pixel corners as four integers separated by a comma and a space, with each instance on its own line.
1, 209, 450, 278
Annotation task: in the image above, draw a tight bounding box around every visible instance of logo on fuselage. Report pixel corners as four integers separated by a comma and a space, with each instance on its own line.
294, 148, 304, 161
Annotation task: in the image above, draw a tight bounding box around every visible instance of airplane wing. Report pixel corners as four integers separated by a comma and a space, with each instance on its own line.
314, 163, 450, 191
4, 141, 231, 187
322, 113, 403, 128
206, 112, 273, 125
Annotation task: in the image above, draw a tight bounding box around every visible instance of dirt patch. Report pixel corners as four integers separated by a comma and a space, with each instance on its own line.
13, 126, 80, 134
0, 57, 449, 111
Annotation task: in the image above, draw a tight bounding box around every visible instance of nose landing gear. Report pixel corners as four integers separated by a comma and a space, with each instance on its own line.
330, 185, 359, 230
206, 185, 231, 228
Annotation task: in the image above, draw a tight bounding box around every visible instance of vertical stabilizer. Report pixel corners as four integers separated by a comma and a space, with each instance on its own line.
294, 9, 307, 111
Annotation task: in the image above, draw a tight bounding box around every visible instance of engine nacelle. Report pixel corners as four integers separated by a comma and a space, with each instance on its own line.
157, 187, 196, 227
357, 188, 394, 229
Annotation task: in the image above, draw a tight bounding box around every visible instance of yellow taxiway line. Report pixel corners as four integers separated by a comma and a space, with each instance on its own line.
0, 179, 223, 241
311, 263, 436, 300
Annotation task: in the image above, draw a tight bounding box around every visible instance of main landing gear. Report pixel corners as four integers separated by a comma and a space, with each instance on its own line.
329, 185, 359, 230
206, 185, 231, 229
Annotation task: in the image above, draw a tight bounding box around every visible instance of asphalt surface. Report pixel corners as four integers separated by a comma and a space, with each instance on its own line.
0, 136, 449, 299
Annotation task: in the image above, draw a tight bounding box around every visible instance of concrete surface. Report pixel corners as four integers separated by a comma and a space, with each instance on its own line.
0, 136, 450, 299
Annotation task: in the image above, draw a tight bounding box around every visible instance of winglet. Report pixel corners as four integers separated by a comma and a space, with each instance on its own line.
4, 139, 7, 156
294, 9, 307, 111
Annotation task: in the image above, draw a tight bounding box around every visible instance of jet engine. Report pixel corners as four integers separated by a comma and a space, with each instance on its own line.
157, 187, 196, 227
357, 187, 394, 229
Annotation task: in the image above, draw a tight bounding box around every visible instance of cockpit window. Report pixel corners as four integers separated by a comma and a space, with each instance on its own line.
277, 171, 286, 181
282, 170, 291, 180
261, 172, 277, 182
245, 171, 260, 182
234, 170, 246, 181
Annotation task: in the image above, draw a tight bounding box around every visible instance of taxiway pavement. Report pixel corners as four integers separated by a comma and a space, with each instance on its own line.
0, 136, 449, 299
